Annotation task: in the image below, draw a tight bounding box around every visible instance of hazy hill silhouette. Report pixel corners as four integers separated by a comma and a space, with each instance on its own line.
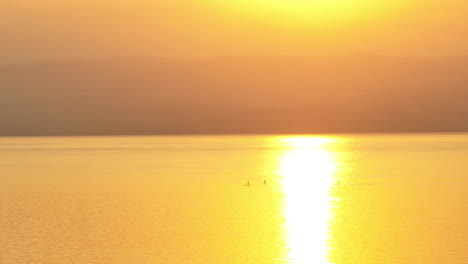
1, 55, 468, 136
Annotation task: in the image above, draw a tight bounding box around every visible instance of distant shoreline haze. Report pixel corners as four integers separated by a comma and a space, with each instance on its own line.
1, 56, 468, 136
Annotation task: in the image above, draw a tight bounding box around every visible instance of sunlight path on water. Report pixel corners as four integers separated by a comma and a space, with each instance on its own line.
275, 137, 339, 264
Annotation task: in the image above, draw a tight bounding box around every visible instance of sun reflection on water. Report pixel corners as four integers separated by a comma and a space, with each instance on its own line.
276, 136, 339, 264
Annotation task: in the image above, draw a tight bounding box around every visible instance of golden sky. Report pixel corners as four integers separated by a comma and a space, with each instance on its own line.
1, 0, 468, 62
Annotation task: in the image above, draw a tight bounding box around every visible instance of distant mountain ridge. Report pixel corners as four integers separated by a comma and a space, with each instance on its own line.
1, 55, 468, 136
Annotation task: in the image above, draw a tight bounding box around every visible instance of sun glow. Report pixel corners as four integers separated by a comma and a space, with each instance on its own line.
215, 0, 409, 27
276, 136, 339, 263
250, 0, 362, 13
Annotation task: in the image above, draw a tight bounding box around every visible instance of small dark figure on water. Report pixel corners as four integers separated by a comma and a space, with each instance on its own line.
263, 180, 267, 184
246, 181, 250, 186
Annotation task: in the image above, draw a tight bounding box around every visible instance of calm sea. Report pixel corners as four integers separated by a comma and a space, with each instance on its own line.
1, 134, 468, 264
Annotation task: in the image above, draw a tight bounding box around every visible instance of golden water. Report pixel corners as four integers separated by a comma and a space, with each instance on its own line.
1, 134, 468, 263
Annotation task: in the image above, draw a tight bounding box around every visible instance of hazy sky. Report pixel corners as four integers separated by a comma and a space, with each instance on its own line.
1, 0, 468, 63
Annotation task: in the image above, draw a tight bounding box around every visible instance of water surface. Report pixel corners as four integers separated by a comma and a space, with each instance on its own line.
1, 134, 468, 264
